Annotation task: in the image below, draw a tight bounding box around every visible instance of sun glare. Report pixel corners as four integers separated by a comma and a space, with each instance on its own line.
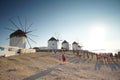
88, 26, 106, 50
90, 27, 105, 40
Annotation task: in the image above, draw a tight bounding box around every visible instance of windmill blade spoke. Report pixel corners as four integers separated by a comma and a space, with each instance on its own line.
6, 38, 10, 40
32, 29, 38, 32
25, 19, 27, 32
9, 19, 20, 29
28, 37, 37, 44
27, 38, 32, 48
17, 16, 24, 31
54, 32, 60, 40
26, 29, 37, 33
4, 27, 16, 31
26, 31, 32, 33
26, 23, 33, 31
27, 33, 39, 37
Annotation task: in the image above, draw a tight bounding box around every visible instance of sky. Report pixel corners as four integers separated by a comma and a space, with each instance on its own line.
0, 0, 120, 53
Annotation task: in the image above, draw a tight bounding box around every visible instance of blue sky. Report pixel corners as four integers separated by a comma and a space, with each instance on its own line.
0, 0, 120, 52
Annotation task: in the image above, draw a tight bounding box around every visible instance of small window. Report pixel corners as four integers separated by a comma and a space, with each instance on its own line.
8, 48, 13, 51
0, 47, 4, 51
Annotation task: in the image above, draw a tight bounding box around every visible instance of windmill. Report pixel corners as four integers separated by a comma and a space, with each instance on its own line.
54, 32, 62, 49
5, 16, 37, 49
75, 38, 83, 49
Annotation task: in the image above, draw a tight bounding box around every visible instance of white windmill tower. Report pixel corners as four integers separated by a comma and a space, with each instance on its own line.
6, 16, 36, 49
48, 37, 58, 50
72, 41, 82, 51
54, 32, 63, 49
47, 33, 62, 51
72, 41, 78, 50
10, 29, 27, 48
62, 40, 69, 50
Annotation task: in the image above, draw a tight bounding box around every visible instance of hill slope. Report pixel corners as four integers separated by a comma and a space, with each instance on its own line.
0, 52, 120, 80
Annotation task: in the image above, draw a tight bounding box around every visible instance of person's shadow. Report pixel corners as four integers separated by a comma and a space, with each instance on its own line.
94, 61, 104, 71
107, 62, 120, 71
94, 61, 120, 71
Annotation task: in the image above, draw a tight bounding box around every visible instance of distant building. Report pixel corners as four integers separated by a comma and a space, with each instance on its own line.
62, 40, 69, 50
72, 41, 78, 50
72, 41, 81, 50
9, 29, 27, 48
48, 37, 58, 50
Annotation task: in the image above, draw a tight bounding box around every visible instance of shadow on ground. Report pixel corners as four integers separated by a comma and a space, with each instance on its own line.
23, 65, 60, 80
94, 61, 120, 71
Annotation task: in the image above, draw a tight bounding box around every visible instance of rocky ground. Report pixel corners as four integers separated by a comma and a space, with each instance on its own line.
0, 52, 120, 80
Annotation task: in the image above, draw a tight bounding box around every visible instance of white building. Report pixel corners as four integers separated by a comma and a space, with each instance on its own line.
9, 29, 27, 48
0, 46, 19, 57
62, 40, 69, 50
72, 41, 78, 50
72, 41, 82, 50
48, 37, 58, 50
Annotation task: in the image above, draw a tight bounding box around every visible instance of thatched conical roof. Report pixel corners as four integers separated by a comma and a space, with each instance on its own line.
48, 37, 57, 41
10, 29, 27, 38
62, 40, 68, 44
72, 41, 78, 44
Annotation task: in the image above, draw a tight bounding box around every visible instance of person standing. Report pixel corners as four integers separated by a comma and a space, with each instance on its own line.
60, 48, 66, 64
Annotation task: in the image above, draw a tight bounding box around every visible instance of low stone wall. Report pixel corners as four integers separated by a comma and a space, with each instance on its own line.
19, 49, 36, 54
0, 46, 19, 57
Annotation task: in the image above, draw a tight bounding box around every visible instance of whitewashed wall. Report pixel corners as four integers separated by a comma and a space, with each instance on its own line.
19, 49, 36, 54
10, 37, 26, 48
0, 46, 19, 57
48, 41, 58, 50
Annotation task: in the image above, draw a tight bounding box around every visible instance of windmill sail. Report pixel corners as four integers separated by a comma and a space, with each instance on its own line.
17, 16, 24, 31
8, 17, 36, 49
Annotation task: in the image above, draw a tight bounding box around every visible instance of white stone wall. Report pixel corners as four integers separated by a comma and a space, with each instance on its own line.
0, 46, 19, 57
19, 49, 36, 54
10, 36, 26, 48
0, 46, 36, 57
48, 41, 58, 50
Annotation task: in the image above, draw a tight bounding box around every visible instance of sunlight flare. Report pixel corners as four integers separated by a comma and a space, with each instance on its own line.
88, 25, 106, 50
